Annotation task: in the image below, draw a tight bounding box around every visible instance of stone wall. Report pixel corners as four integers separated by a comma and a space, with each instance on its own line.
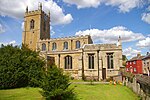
38, 35, 92, 52
143, 58, 150, 74
41, 42, 122, 80
124, 75, 150, 100
23, 9, 50, 51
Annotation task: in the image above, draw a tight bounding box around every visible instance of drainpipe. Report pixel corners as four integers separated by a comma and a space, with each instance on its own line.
71, 40, 73, 50
97, 50, 100, 81
58, 54, 60, 68
82, 49, 85, 80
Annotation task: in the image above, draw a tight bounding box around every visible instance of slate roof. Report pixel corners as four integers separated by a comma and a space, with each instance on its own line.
142, 53, 150, 60
128, 55, 144, 61
136, 75, 150, 87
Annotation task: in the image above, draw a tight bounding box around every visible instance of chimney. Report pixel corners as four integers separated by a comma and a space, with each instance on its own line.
147, 52, 149, 55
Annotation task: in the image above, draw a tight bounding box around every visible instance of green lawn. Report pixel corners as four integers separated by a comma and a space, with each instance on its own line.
0, 87, 43, 100
0, 84, 140, 100
72, 84, 140, 100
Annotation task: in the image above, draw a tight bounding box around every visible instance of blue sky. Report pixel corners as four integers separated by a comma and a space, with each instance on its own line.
0, 0, 150, 59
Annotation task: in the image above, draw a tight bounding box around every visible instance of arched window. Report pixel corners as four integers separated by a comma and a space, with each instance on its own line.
107, 53, 114, 69
52, 42, 57, 50
30, 19, 35, 29
76, 40, 80, 49
64, 42, 68, 50
88, 54, 94, 69
64, 55, 72, 69
42, 43, 46, 51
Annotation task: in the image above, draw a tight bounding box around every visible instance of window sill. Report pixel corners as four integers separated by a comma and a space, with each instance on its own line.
107, 69, 119, 71
41, 51, 47, 52
85, 69, 97, 71
107, 69, 114, 70
64, 69, 78, 71
63, 49, 68, 51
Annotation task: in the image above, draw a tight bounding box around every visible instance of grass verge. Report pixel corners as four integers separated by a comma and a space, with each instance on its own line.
0, 84, 140, 100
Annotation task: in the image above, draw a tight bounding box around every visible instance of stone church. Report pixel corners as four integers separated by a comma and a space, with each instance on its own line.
22, 4, 123, 80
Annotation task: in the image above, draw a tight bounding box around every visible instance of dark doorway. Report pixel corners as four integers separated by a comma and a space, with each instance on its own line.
102, 68, 106, 80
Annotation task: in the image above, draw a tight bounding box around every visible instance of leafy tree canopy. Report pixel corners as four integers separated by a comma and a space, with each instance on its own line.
0, 44, 45, 89
122, 55, 128, 61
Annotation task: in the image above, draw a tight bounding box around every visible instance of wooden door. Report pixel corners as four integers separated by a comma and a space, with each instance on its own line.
102, 68, 106, 80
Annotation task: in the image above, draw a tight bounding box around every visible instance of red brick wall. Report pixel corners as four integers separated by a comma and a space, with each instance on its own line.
136, 60, 143, 74
126, 60, 143, 74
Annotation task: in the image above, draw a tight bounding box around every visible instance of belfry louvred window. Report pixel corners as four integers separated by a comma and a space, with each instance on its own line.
30, 19, 35, 29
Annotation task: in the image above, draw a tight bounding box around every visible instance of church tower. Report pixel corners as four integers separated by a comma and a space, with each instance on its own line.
22, 3, 50, 50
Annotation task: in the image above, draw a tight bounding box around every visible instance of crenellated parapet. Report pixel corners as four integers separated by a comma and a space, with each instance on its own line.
38, 35, 91, 42
25, 10, 49, 18
39, 38, 51, 42
83, 43, 122, 51
37, 35, 93, 52
25, 2, 49, 18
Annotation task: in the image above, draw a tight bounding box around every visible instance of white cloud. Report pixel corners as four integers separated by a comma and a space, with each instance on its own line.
21, 22, 24, 30
63, 0, 102, 9
50, 26, 55, 36
75, 26, 145, 43
9, 40, 16, 45
0, 24, 5, 33
142, 13, 150, 24
123, 47, 141, 58
0, 0, 73, 25
136, 37, 150, 48
63, 0, 144, 13
105, 0, 143, 13
0, 40, 16, 46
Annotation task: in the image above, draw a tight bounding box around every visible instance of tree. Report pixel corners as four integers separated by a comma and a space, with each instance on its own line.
122, 55, 128, 61
0, 45, 76, 99
0, 45, 45, 89
39, 65, 76, 100
122, 55, 128, 67
21, 44, 45, 87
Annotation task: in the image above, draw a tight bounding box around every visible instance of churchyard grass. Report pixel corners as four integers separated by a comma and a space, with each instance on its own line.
0, 84, 140, 100
71, 84, 140, 100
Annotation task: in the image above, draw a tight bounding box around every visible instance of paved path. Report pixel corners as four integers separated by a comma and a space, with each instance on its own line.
70, 82, 109, 84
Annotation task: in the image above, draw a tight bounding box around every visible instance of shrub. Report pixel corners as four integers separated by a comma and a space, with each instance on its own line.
39, 65, 76, 100
0, 45, 45, 89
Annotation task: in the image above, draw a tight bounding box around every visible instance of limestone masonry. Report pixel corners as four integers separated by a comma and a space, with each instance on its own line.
22, 3, 123, 80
